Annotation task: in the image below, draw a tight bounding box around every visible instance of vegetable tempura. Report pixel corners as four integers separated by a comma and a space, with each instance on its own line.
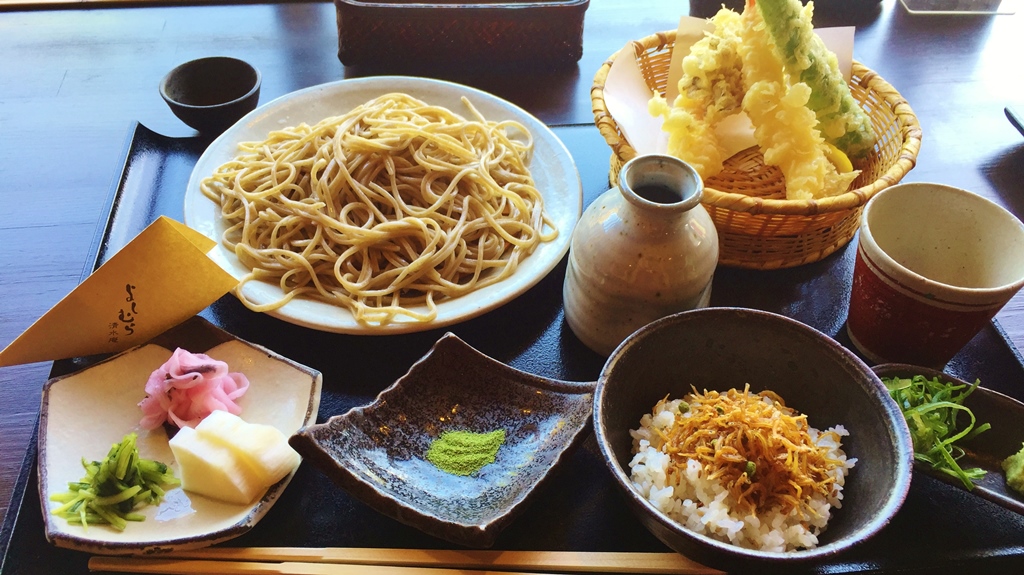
650, 8, 744, 180
739, 0, 859, 200
651, 0, 872, 200
756, 0, 877, 159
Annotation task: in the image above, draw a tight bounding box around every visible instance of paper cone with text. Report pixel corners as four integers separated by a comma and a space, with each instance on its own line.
0, 216, 238, 367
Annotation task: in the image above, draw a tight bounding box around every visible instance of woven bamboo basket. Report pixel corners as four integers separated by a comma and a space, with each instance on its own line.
592, 30, 922, 269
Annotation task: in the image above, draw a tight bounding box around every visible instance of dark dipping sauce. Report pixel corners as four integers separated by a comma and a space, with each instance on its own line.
633, 184, 681, 204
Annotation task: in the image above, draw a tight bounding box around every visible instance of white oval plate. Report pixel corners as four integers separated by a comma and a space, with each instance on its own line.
183, 76, 583, 334
39, 317, 323, 554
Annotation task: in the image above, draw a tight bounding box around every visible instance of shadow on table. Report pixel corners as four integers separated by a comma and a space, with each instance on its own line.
983, 145, 1024, 218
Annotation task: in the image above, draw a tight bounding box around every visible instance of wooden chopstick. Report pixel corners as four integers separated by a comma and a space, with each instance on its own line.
88, 548, 723, 575
88, 557, 558, 575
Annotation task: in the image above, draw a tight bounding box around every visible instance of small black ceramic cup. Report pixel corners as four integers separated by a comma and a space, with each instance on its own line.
159, 56, 261, 135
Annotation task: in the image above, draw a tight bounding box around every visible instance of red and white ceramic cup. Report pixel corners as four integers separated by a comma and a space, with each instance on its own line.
847, 182, 1024, 368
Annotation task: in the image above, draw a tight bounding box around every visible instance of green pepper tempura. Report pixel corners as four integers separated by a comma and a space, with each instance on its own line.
754, 0, 877, 159
50, 432, 179, 530
883, 374, 990, 490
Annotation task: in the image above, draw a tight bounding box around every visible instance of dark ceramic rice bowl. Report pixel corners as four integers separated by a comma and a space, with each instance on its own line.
593, 308, 913, 572
290, 333, 595, 547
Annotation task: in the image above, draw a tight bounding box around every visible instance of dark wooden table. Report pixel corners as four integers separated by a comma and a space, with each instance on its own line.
1, 0, 1023, 564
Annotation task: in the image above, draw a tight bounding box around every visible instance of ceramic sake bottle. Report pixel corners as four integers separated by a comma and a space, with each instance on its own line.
563, 154, 719, 356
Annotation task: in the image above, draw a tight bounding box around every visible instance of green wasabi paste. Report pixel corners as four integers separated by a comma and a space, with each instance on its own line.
426, 429, 506, 476
1003, 443, 1024, 495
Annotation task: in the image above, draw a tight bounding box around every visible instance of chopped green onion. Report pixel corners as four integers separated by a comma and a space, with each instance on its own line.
883, 374, 990, 490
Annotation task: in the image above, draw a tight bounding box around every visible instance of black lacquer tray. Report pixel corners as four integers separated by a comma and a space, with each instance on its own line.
3, 122, 1024, 574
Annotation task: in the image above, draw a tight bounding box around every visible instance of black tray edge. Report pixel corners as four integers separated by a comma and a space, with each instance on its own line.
4, 121, 1024, 574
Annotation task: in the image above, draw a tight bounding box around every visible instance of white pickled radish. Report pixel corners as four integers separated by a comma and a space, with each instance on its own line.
169, 411, 301, 505
168, 426, 263, 505
195, 410, 300, 488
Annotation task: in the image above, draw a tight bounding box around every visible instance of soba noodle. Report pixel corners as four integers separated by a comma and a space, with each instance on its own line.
200, 92, 557, 326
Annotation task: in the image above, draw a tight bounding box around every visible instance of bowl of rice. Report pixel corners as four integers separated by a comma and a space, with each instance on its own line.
593, 308, 913, 571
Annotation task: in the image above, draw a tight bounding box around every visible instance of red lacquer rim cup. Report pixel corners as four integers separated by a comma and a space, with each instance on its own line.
847, 183, 1024, 366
